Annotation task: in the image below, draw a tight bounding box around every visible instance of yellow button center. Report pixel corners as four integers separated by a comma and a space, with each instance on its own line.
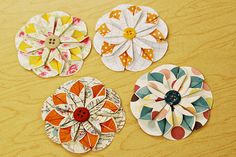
123, 28, 136, 40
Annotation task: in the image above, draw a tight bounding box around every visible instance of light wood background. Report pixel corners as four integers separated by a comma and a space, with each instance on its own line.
0, 0, 236, 156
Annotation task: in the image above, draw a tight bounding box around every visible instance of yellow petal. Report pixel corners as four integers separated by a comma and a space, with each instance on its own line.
42, 13, 50, 22
70, 47, 81, 55
72, 30, 85, 41
49, 59, 62, 73
19, 41, 32, 53
70, 47, 82, 61
71, 54, 81, 61
206, 98, 213, 108
25, 24, 36, 34
60, 16, 72, 25
29, 56, 43, 67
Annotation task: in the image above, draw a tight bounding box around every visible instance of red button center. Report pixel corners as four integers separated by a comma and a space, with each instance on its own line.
73, 107, 90, 122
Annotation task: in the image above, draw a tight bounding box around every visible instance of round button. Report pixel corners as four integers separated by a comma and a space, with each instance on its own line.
123, 27, 136, 40
73, 107, 90, 122
164, 90, 181, 106
45, 35, 60, 49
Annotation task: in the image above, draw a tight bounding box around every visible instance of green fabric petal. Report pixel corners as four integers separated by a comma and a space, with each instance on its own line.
136, 86, 151, 99
140, 106, 153, 120
192, 97, 210, 112
157, 118, 171, 134
181, 115, 195, 130
148, 72, 164, 83
171, 67, 186, 79
190, 76, 203, 88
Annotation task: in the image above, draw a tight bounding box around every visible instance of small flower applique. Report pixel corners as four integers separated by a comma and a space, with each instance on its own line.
130, 64, 213, 140
94, 4, 168, 71
15, 11, 91, 78
42, 77, 125, 153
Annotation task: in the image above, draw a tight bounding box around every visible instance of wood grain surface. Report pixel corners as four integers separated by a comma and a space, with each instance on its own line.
0, 0, 235, 156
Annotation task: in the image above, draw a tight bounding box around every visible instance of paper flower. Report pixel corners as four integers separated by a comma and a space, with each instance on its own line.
94, 4, 168, 71
130, 64, 213, 140
42, 77, 125, 153
15, 11, 91, 78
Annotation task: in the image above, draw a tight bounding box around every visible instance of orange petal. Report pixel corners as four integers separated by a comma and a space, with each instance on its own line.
92, 84, 105, 97
97, 23, 110, 36
59, 127, 72, 143
70, 81, 84, 96
79, 132, 99, 148
128, 5, 141, 15
150, 29, 165, 42
109, 10, 121, 19
45, 110, 64, 126
141, 48, 153, 61
101, 42, 116, 54
100, 118, 116, 133
146, 13, 158, 24
103, 100, 118, 112
53, 93, 67, 105
119, 51, 132, 67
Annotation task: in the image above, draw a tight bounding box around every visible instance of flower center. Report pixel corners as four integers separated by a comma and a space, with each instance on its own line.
45, 35, 60, 49
164, 90, 181, 106
123, 27, 136, 40
73, 107, 90, 122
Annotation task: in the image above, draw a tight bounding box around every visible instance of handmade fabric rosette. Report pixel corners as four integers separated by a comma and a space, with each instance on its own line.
41, 77, 125, 153
94, 4, 168, 71
130, 64, 213, 140
15, 11, 91, 78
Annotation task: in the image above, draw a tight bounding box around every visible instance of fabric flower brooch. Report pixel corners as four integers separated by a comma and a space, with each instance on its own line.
130, 64, 213, 140
94, 4, 168, 71
15, 11, 91, 78
41, 77, 125, 153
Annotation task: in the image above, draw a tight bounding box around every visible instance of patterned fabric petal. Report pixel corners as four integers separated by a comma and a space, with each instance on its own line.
130, 64, 213, 140
42, 77, 125, 153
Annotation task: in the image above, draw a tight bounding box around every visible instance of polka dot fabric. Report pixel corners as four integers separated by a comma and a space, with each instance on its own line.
130, 64, 213, 140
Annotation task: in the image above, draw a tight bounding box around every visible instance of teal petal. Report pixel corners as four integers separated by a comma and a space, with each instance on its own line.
148, 72, 164, 83
140, 106, 153, 120
192, 97, 210, 112
136, 86, 151, 99
181, 115, 195, 130
157, 118, 171, 134
190, 76, 203, 88
171, 67, 186, 79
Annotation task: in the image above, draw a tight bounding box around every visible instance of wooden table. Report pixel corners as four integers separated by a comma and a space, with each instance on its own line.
0, 0, 235, 156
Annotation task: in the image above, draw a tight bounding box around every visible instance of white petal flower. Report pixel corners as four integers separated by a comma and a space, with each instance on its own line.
94, 4, 168, 71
